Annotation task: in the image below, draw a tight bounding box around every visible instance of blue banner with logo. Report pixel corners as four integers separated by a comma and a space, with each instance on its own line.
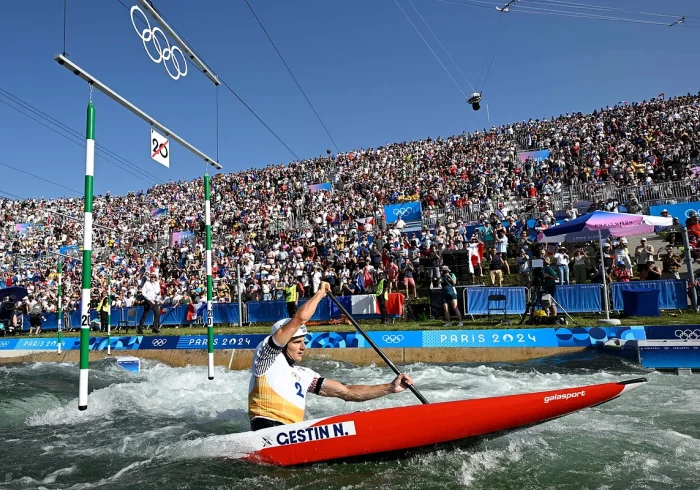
518, 149, 550, 163
649, 201, 700, 220
384, 201, 422, 224
59, 245, 80, 255
0, 326, 648, 351
308, 182, 331, 192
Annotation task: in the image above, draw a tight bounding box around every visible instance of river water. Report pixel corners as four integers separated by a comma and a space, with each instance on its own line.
1, 352, 698, 489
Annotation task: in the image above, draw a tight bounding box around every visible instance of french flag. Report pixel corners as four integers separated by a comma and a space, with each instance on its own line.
336, 293, 404, 316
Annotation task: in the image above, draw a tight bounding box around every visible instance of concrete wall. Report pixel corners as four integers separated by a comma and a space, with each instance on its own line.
0, 346, 586, 369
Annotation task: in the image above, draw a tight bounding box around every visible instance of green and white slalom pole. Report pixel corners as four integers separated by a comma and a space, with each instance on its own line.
205, 174, 214, 379
107, 273, 112, 356
79, 95, 95, 411
57, 260, 63, 355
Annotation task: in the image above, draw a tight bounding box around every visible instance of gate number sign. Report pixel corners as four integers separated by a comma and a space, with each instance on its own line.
151, 128, 170, 168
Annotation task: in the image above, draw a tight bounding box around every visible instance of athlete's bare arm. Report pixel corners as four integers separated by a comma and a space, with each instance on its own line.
318, 374, 414, 402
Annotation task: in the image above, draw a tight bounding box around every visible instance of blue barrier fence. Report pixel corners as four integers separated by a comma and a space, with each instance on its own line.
554, 284, 603, 313
247, 298, 334, 323
611, 280, 687, 311
5, 280, 686, 332
13, 303, 240, 331
464, 287, 527, 315
246, 296, 401, 323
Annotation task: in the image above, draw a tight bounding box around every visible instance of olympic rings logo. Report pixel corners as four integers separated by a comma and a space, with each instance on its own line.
392, 207, 415, 218
685, 209, 700, 219
0, 341, 10, 348
674, 329, 700, 340
130, 6, 188, 81
382, 335, 404, 344
151, 338, 168, 347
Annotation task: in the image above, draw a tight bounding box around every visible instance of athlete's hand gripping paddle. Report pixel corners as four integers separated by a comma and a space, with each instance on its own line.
326, 292, 429, 405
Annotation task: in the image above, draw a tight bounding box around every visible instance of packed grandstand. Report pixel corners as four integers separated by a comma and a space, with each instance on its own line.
1, 93, 699, 320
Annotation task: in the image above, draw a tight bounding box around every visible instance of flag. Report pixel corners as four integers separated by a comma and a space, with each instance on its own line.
658, 92, 665, 99
382, 293, 404, 316
350, 294, 378, 315
363, 269, 374, 289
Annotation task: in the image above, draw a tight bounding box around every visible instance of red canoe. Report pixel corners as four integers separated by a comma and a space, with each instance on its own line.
227, 377, 646, 466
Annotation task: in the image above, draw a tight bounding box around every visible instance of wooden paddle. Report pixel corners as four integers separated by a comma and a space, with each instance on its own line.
327, 292, 429, 404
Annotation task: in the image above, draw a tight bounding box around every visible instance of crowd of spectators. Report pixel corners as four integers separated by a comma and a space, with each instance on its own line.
1, 93, 699, 328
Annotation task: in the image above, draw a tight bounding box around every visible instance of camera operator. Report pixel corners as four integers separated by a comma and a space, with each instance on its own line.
440, 266, 462, 327
542, 256, 559, 299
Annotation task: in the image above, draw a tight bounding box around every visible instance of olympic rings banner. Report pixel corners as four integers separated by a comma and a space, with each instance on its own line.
384, 201, 422, 224
649, 201, 700, 221
0, 326, 653, 352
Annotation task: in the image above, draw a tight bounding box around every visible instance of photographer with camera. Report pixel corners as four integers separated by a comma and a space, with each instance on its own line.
542, 257, 559, 317
571, 249, 588, 284
516, 249, 532, 288
553, 247, 570, 285
440, 266, 462, 327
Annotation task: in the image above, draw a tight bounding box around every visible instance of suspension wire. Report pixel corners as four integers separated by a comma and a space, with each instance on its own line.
0, 161, 82, 194
0, 98, 162, 186
512, 7, 675, 26
0, 188, 25, 200
407, 0, 476, 93
479, 13, 509, 91
243, 0, 340, 153
115, 0, 301, 160
435, 0, 694, 28
394, 0, 468, 99
216, 86, 219, 165
0, 88, 167, 185
475, 12, 505, 91
524, 0, 692, 19
63, 0, 68, 55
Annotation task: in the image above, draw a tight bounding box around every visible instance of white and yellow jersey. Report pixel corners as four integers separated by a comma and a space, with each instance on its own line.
248, 335, 324, 425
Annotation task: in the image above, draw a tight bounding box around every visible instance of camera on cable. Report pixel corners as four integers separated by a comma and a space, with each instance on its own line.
467, 92, 482, 111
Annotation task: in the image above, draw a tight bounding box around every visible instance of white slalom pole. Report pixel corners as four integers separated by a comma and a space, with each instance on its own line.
598, 230, 610, 320
107, 274, 111, 356
57, 260, 63, 355
237, 263, 243, 327
79, 95, 95, 411
205, 174, 214, 380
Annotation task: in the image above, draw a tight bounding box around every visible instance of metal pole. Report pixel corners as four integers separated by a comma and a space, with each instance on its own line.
204, 174, 214, 380
79, 96, 95, 411
598, 230, 610, 320
107, 273, 111, 356
57, 260, 63, 355
55, 55, 221, 169
682, 227, 698, 311
237, 263, 243, 327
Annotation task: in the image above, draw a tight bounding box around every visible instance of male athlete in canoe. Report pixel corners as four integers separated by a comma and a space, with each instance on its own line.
249, 282, 414, 431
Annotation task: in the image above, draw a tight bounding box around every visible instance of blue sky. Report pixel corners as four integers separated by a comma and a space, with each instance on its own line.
0, 0, 698, 199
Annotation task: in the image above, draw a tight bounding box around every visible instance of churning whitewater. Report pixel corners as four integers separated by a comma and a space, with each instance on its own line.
1, 355, 699, 489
